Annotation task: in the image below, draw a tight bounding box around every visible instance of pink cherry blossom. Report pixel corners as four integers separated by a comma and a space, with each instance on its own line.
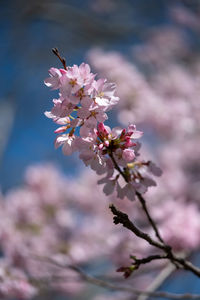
54, 134, 76, 155
122, 149, 135, 162
44, 67, 64, 90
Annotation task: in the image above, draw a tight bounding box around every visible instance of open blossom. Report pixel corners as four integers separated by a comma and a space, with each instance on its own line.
45, 63, 119, 147
0, 164, 166, 299
0, 264, 37, 300
54, 133, 77, 155
44, 67, 64, 90
45, 59, 161, 199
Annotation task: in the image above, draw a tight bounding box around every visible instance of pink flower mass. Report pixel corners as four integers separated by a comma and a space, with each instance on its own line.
0, 161, 199, 299
5, 10, 200, 297
43, 34, 200, 297
2, 1, 200, 300
45, 61, 161, 199
2, 39, 200, 298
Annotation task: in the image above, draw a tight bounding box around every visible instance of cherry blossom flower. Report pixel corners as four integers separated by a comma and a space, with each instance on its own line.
45, 58, 161, 200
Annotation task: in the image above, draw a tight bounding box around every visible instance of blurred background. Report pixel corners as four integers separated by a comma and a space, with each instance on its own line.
0, 0, 178, 190
1, 0, 200, 299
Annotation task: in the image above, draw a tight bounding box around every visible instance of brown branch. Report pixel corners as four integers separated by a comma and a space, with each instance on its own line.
110, 204, 200, 277
137, 263, 176, 300
132, 254, 168, 266
71, 265, 200, 299
109, 153, 165, 244
109, 204, 168, 251
136, 191, 165, 244
109, 152, 128, 182
108, 152, 200, 277
32, 256, 200, 300
172, 255, 200, 277
52, 47, 67, 70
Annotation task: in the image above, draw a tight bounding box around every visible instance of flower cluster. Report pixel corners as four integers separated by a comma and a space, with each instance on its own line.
45, 60, 161, 199
1, 164, 200, 299
0, 165, 164, 299
96, 123, 162, 200
45, 64, 118, 138
86, 9, 200, 268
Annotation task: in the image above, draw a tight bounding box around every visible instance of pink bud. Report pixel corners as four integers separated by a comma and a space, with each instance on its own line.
54, 126, 67, 134
98, 143, 104, 150
98, 122, 108, 135
126, 131, 133, 137
120, 128, 126, 138
124, 137, 137, 147
122, 149, 135, 162
60, 68, 67, 75
104, 140, 109, 147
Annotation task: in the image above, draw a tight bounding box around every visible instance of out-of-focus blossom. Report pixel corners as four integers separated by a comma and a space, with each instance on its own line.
0, 165, 160, 298
87, 17, 200, 256
1, 162, 200, 299
170, 5, 200, 31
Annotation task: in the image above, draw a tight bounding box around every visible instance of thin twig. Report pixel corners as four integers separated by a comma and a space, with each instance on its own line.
71, 265, 200, 299
33, 256, 200, 300
109, 153, 165, 244
132, 254, 168, 266
109, 154, 200, 277
109, 204, 168, 251
136, 191, 165, 244
109, 152, 128, 182
52, 48, 67, 70
137, 263, 176, 300
110, 204, 200, 277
